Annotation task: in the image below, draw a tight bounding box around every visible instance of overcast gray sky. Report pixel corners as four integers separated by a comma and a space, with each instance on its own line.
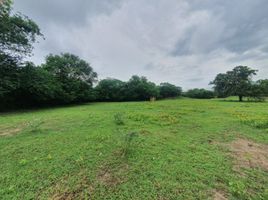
14, 0, 268, 89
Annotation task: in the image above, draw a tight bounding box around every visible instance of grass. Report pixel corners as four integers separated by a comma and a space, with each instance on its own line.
0, 98, 268, 199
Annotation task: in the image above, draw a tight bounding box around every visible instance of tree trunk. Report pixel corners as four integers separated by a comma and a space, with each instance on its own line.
239, 95, 243, 102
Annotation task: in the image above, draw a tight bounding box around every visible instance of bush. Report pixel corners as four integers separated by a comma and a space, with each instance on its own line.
114, 112, 125, 125
159, 82, 182, 98
185, 88, 214, 99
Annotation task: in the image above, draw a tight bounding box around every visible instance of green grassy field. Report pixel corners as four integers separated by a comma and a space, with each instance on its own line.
0, 98, 268, 199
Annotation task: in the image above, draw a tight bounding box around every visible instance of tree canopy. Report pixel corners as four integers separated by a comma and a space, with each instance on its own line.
1, 1, 267, 110
211, 66, 258, 101
159, 83, 182, 98
0, 0, 42, 61
185, 88, 214, 99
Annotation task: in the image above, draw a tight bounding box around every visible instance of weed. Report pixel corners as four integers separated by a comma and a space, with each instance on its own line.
121, 132, 138, 157
114, 112, 125, 125
27, 118, 44, 133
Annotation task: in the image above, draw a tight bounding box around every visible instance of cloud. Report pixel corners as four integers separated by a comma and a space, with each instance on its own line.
13, 0, 268, 89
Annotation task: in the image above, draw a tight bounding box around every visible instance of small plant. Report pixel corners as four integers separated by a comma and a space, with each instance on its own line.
114, 112, 125, 125
28, 119, 44, 133
229, 180, 246, 198
122, 132, 138, 157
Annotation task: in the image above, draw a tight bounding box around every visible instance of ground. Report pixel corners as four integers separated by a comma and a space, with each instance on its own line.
0, 98, 267, 199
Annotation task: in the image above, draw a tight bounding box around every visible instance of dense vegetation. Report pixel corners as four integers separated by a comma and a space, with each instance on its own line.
211, 66, 268, 101
0, 0, 267, 111
184, 88, 214, 99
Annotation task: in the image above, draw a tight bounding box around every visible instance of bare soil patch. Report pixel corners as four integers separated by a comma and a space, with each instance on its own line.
213, 190, 228, 200
228, 138, 268, 171
48, 172, 93, 200
97, 163, 128, 187
97, 168, 121, 187
0, 127, 22, 136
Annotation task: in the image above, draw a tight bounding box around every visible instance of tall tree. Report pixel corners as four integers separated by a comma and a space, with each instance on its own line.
41, 53, 98, 103
42, 53, 97, 86
159, 82, 182, 98
17, 62, 62, 106
257, 79, 268, 96
211, 66, 257, 101
123, 75, 159, 101
0, 0, 42, 109
185, 88, 214, 99
95, 78, 125, 101
0, 0, 42, 61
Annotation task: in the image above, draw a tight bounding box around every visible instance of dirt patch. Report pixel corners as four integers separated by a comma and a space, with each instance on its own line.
228, 138, 268, 171
47, 172, 93, 200
0, 127, 22, 136
97, 169, 120, 187
97, 163, 129, 187
213, 190, 228, 200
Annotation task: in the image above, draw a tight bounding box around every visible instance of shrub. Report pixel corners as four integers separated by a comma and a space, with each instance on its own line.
159, 82, 182, 98
122, 132, 138, 157
185, 88, 215, 99
114, 112, 125, 125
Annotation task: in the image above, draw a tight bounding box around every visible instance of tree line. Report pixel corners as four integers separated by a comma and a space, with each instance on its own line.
0, 1, 268, 110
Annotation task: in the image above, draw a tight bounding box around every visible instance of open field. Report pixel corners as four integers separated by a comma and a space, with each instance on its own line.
0, 98, 268, 199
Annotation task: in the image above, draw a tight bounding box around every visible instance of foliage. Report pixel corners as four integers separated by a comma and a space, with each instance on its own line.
95, 78, 182, 102
0, 0, 42, 60
114, 112, 125, 125
211, 66, 258, 101
41, 53, 98, 104
121, 132, 138, 157
0, 0, 43, 109
185, 88, 214, 99
95, 78, 125, 101
0, 54, 20, 109
247, 83, 266, 102
123, 75, 159, 101
158, 82, 182, 98
42, 53, 97, 86
17, 62, 62, 106
257, 79, 268, 96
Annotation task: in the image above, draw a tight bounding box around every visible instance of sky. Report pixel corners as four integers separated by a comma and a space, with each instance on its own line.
13, 0, 268, 89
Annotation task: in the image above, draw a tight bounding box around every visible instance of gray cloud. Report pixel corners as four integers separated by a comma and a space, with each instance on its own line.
14, 0, 122, 26
171, 0, 268, 56
13, 0, 268, 89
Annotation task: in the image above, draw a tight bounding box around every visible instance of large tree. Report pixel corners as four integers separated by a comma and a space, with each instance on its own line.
124, 75, 159, 101
0, 0, 42, 109
95, 78, 125, 101
211, 66, 257, 101
159, 82, 182, 98
17, 62, 62, 106
42, 53, 97, 86
0, 0, 42, 61
185, 88, 214, 99
41, 53, 98, 103
257, 79, 268, 96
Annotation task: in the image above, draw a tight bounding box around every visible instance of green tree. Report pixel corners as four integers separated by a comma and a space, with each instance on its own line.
185, 88, 214, 99
257, 79, 268, 96
0, 0, 42, 60
211, 66, 257, 101
95, 78, 125, 101
159, 82, 182, 98
42, 53, 97, 86
41, 53, 98, 103
17, 62, 62, 106
124, 75, 159, 101
0, 0, 42, 109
